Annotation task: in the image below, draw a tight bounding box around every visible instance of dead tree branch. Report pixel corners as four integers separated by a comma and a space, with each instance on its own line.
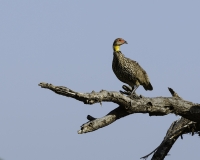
39, 82, 200, 160
141, 117, 200, 160
141, 88, 200, 160
39, 82, 200, 125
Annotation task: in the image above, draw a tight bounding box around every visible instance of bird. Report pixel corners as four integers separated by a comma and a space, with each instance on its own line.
112, 38, 153, 94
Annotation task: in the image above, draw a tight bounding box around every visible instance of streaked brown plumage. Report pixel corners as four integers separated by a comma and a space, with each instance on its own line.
112, 38, 153, 93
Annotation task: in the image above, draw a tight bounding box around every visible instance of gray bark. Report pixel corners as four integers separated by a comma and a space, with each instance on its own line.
38, 82, 200, 160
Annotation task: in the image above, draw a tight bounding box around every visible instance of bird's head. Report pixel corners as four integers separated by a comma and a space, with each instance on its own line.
113, 38, 128, 52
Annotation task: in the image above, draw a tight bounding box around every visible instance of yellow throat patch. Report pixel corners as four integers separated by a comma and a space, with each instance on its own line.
113, 45, 120, 52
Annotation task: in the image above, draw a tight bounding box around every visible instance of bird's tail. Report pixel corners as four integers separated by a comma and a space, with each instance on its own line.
144, 82, 153, 91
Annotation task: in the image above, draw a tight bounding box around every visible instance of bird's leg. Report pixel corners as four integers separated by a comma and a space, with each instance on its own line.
131, 86, 138, 95
120, 85, 140, 99
129, 86, 140, 99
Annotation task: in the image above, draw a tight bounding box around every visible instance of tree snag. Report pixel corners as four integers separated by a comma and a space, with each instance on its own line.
38, 82, 200, 160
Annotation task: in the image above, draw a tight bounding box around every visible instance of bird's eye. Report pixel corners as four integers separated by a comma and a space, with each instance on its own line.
119, 39, 121, 41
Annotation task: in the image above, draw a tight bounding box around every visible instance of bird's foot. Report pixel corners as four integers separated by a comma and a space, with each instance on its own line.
120, 90, 131, 95
120, 90, 141, 99
129, 92, 141, 99
120, 85, 141, 99
120, 85, 132, 95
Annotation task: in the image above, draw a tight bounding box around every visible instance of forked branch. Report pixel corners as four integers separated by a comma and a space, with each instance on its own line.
39, 82, 200, 160
39, 82, 200, 126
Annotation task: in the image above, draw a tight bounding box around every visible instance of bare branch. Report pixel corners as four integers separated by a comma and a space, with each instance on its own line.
39, 82, 200, 160
141, 117, 200, 160
140, 88, 200, 160
78, 106, 129, 134
39, 82, 130, 106
168, 87, 182, 99
39, 82, 200, 123
152, 117, 200, 160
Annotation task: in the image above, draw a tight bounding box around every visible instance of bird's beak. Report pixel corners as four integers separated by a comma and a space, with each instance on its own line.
124, 41, 128, 44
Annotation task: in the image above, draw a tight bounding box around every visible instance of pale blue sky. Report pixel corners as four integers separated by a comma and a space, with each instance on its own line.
0, 1, 200, 160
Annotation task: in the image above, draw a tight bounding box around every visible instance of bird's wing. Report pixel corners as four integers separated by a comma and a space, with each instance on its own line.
125, 57, 150, 85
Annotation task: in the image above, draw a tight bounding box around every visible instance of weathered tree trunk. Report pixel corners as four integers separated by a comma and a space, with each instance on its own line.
39, 82, 200, 160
